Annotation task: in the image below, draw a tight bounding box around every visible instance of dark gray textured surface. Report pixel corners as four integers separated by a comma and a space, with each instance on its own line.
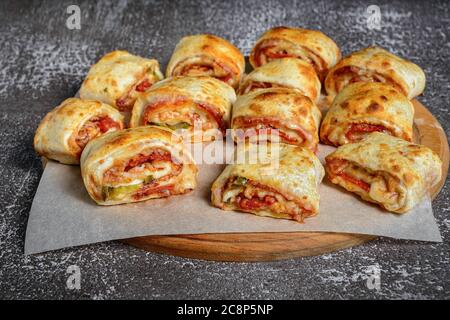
0, 0, 449, 299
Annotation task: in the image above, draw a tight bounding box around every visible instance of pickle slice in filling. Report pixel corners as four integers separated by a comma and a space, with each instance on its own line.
234, 176, 248, 186
102, 184, 141, 201
103, 175, 155, 201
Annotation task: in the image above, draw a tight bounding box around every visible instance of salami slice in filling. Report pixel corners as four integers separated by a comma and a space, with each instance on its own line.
174, 61, 236, 87
221, 176, 313, 222
116, 77, 156, 112
330, 66, 407, 97
75, 116, 121, 152
101, 149, 183, 201
253, 42, 325, 77
142, 99, 227, 135
233, 116, 310, 148
345, 123, 390, 142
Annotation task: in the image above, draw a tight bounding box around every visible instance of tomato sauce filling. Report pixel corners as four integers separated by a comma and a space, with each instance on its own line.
332, 66, 406, 96
237, 194, 277, 210
124, 150, 175, 172
143, 99, 226, 133
134, 184, 175, 200
233, 116, 305, 145
327, 159, 372, 193
102, 149, 183, 200
345, 123, 390, 142
135, 79, 153, 92
116, 78, 155, 111
176, 61, 236, 86
327, 159, 404, 209
336, 172, 371, 192
76, 116, 121, 151
222, 177, 312, 221
264, 49, 293, 59
253, 42, 325, 76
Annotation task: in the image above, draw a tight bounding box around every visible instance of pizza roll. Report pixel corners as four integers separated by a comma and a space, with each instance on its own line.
231, 88, 321, 152
80, 126, 198, 205
166, 34, 245, 89
237, 58, 321, 103
325, 46, 426, 100
34, 98, 124, 165
325, 132, 442, 213
249, 26, 341, 80
79, 50, 164, 112
130, 76, 236, 142
211, 144, 325, 222
320, 82, 414, 146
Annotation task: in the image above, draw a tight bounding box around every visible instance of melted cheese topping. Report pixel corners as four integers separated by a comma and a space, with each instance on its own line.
146, 104, 215, 131
223, 188, 241, 202
222, 182, 304, 217
332, 161, 402, 208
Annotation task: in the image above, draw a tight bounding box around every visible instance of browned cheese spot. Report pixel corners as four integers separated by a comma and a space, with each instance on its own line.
249, 103, 263, 113
367, 102, 383, 113
341, 101, 349, 109
297, 107, 308, 117
402, 173, 415, 186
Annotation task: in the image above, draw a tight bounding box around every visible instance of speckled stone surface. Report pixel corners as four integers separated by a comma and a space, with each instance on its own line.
0, 0, 448, 299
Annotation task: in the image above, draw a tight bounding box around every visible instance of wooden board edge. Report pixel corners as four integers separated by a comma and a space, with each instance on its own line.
123, 233, 376, 262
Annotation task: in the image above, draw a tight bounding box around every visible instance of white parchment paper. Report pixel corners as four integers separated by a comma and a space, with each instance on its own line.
24, 144, 442, 254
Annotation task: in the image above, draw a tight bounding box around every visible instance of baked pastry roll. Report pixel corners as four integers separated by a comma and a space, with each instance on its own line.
325, 132, 442, 213
249, 26, 341, 80
325, 46, 426, 100
231, 88, 321, 151
80, 126, 197, 205
237, 58, 321, 103
79, 50, 164, 112
320, 82, 414, 146
211, 144, 325, 222
34, 98, 124, 165
166, 34, 245, 89
130, 76, 236, 141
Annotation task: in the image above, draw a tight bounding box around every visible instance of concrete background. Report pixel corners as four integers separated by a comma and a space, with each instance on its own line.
0, 0, 448, 299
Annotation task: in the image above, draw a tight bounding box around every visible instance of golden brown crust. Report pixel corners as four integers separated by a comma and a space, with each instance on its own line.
231, 88, 321, 151
320, 82, 414, 146
79, 50, 164, 111
249, 26, 341, 80
34, 98, 124, 165
211, 143, 324, 221
325, 132, 442, 213
130, 76, 236, 142
237, 58, 321, 103
80, 126, 198, 205
166, 34, 245, 89
325, 46, 426, 100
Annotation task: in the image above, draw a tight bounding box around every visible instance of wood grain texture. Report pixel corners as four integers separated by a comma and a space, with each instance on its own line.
123, 99, 449, 262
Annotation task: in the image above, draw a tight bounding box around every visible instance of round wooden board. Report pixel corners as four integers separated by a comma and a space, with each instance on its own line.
123, 100, 449, 262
